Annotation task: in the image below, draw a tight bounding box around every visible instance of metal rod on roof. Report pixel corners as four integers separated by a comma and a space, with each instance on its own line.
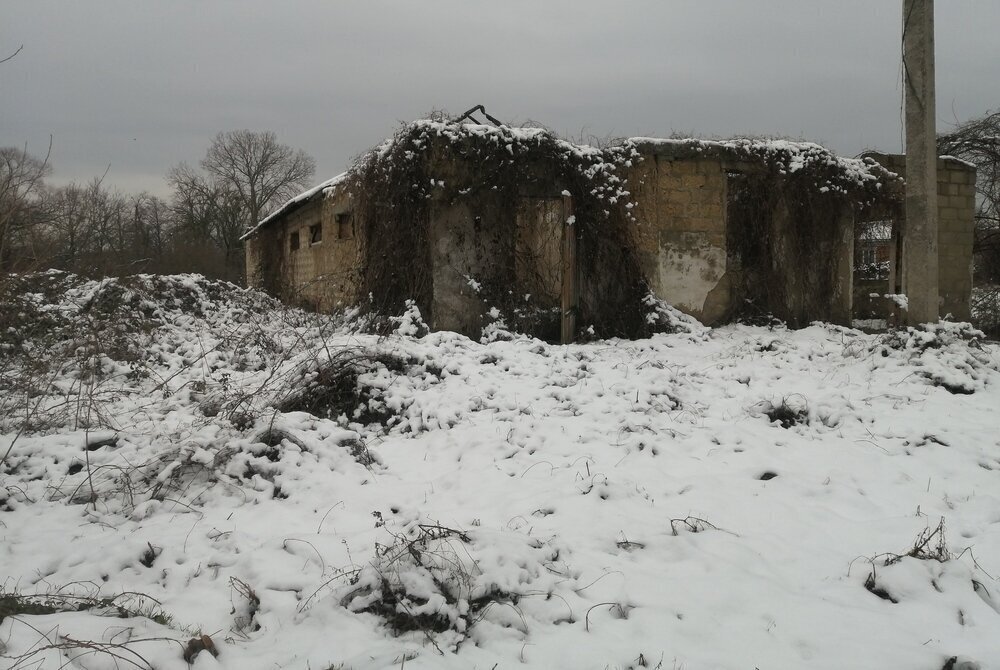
455, 105, 505, 127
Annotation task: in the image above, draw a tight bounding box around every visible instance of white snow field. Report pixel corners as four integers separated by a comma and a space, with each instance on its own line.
1, 272, 999, 670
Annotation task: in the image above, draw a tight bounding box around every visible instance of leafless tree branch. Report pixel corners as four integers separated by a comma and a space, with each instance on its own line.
0, 44, 23, 65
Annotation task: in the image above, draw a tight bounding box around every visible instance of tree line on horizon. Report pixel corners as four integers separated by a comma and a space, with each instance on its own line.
0, 130, 315, 284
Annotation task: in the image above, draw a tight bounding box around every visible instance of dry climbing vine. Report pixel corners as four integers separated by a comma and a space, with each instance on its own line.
345, 117, 650, 339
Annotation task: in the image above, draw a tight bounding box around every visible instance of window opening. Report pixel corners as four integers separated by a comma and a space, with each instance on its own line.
336, 212, 353, 239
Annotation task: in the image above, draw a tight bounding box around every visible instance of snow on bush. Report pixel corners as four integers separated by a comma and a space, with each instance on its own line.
878, 321, 996, 394
390, 299, 429, 338
329, 520, 569, 649
642, 292, 708, 337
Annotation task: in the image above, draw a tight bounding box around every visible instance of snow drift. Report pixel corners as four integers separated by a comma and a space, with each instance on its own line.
1, 273, 999, 670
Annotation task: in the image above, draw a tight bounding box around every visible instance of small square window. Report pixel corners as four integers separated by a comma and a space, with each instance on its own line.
290, 231, 300, 251
310, 223, 322, 244
336, 212, 353, 239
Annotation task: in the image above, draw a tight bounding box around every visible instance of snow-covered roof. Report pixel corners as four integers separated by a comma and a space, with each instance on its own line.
402, 119, 605, 159
940, 155, 978, 170
630, 137, 897, 191
243, 121, 899, 242
240, 172, 348, 241
862, 150, 977, 173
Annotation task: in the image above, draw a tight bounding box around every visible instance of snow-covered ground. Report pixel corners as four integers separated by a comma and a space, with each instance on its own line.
2, 273, 999, 670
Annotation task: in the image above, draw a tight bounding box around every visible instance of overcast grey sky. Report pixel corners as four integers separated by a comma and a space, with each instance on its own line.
3, 1, 998, 198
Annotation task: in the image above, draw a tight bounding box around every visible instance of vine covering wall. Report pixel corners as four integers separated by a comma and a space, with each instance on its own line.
346, 119, 649, 338
247, 119, 904, 338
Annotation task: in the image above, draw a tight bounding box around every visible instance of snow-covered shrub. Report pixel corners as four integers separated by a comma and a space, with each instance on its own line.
878, 321, 996, 394
55, 441, 237, 512
335, 521, 564, 645
0, 271, 291, 434
882, 321, 986, 352
390, 299, 429, 338
478, 304, 548, 343
480, 307, 515, 343
480, 302, 561, 343
1, 271, 279, 369
859, 519, 997, 633
275, 349, 418, 430
642, 293, 707, 337
751, 395, 809, 429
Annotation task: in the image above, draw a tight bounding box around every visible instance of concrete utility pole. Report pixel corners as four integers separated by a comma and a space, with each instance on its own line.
902, 0, 939, 324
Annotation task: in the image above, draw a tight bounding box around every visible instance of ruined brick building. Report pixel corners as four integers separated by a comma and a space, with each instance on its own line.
242, 118, 975, 340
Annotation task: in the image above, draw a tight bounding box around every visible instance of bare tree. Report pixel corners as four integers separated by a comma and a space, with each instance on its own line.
44, 179, 132, 274
129, 192, 171, 269
167, 163, 247, 280
0, 145, 51, 271
201, 130, 315, 231
45, 183, 89, 269
167, 163, 226, 244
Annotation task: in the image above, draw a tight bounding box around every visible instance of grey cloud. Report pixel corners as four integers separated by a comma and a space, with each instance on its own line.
3, 1, 997, 197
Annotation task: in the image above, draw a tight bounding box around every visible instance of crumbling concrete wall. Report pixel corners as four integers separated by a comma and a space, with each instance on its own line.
866, 153, 976, 320
428, 202, 491, 334
282, 200, 323, 307
938, 162, 977, 320
248, 127, 892, 336
245, 221, 283, 296
628, 141, 860, 327
767, 195, 854, 326
244, 188, 360, 311
427, 196, 565, 337
628, 147, 731, 324
515, 197, 563, 307
421, 143, 568, 337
